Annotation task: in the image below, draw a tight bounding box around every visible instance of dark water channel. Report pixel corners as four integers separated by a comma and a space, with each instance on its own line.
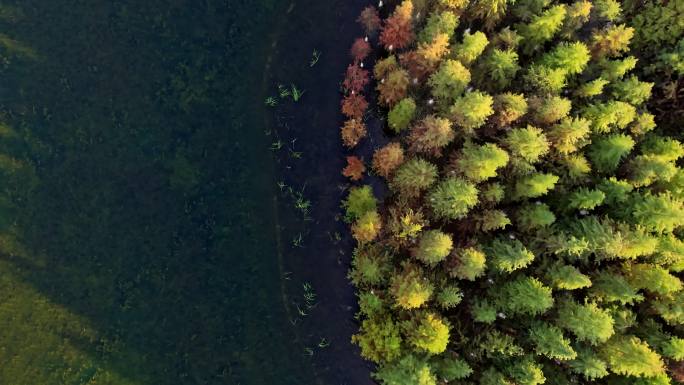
0, 0, 372, 384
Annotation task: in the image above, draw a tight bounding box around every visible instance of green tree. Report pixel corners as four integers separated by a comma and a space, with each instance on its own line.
582, 100, 636, 133
358, 291, 384, 318
591, 24, 635, 58
504, 125, 550, 163
481, 182, 506, 204
524, 65, 567, 94
374, 354, 437, 385
450, 91, 495, 132
487, 238, 535, 273
631, 111, 657, 136
631, 192, 684, 233
568, 347, 609, 380
453, 142, 509, 182
588, 133, 635, 173
567, 188, 606, 210
546, 263, 591, 290
414, 230, 453, 266
428, 59, 471, 102
480, 368, 513, 385
624, 263, 683, 295
428, 177, 479, 220
562, 0, 592, 37
628, 156, 679, 187
450, 247, 487, 281
352, 210, 382, 243
612, 76, 653, 105
472, 299, 498, 324
529, 322, 577, 360
504, 357, 546, 385
599, 56, 638, 80
403, 312, 451, 354
589, 271, 644, 305
641, 135, 684, 162
481, 330, 524, 357
494, 276, 554, 316
518, 5, 567, 53
576, 77, 608, 98
661, 337, 684, 360
516, 203, 556, 231
344, 185, 377, 221
540, 41, 591, 75
597, 177, 634, 205
470, 0, 509, 30
492, 92, 528, 127
390, 262, 434, 309
600, 336, 665, 377
563, 154, 592, 180
436, 284, 463, 309
391, 158, 438, 198
386, 206, 426, 246
453, 30, 489, 65
433, 356, 473, 381
477, 49, 520, 90
352, 315, 402, 363
513, 172, 559, 200
547, 116, 591, 154
492, 27, 522, 50
476, 209, 511, 231
349, 244, 391, 286
593, 0, 621, 21
529, 95, 572, 125
419, 11, 459, 43
651, 291, 684, 326
556, 301, 615, 345
388, 97, 417, 132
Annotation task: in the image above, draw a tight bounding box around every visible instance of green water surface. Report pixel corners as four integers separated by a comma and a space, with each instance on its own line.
0, 1, 321, 384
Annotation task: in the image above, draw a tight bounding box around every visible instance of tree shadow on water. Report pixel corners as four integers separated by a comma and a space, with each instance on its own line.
0, 1, 312, 384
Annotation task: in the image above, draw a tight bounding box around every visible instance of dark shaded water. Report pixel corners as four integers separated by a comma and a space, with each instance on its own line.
0, 1, 371, 384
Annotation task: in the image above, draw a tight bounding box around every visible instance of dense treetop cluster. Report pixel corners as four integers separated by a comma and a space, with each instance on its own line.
338, 0, 684, 384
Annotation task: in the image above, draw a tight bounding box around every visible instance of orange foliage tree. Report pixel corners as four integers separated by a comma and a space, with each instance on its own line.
351, 38, 371, 62
377, 69, 410, 107
357, 6, 381, 35
341, 119, 367, 148
400, 51, 435, 82
341, 93, 369, 119
379, 0, 415, 51
343, 156, 366, 181
372, 142, 405, 178
343, 64, 370, 93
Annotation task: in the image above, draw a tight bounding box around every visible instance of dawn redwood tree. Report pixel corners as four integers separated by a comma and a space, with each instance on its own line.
340, 2, 684, 384
350, 37, 371, 62
379, 0, 415, 51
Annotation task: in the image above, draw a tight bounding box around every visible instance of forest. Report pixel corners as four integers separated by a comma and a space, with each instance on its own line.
339, 0, 684, 384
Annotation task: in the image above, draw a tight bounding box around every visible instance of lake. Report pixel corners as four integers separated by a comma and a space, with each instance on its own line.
0, 0, 372, 384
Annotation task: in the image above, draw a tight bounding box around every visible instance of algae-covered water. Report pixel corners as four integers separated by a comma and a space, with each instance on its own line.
0, 0, 370, 384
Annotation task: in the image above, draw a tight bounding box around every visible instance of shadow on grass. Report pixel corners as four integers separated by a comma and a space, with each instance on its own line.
0, 1, 314, 384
